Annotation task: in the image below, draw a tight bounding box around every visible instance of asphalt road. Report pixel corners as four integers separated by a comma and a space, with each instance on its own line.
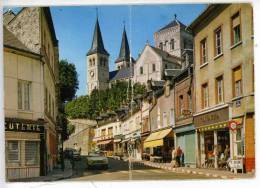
65, 156, 213, 181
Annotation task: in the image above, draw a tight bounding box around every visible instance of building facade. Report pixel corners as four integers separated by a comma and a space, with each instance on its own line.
4, 7, 59, 179
190, 4, 254, 172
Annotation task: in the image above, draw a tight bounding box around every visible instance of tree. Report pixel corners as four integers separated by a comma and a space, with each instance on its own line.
59, 59, 79, 103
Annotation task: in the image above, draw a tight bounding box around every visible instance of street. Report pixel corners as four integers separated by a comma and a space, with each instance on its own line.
65, 156, 213, 181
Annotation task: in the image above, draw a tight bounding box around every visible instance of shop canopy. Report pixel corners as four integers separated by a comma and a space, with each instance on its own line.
97, 140, 112, 145
144, 128, 172, 148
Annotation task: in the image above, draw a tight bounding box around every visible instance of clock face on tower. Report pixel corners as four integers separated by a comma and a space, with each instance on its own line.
90, 70, 94, 78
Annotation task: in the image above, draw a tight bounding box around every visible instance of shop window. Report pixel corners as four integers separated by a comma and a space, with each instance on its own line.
18, 80, 31, 111
216, 75, 224, 104
231, 12, 241, 45
200, 38, 208, 65
214, 26, 223, 56
202, 83, 209, 109
233, 66, 242, 97
25, 141, 39, 165
7, 141, 20, 162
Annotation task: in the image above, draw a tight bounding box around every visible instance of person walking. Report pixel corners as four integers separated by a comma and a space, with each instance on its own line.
176, 146, 182, 167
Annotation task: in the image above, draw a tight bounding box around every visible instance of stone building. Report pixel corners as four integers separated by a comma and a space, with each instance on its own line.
3, 7, 59, 179
134, 44, 182, 85
87, 20, 135, 95
190, 4, 254, 172
63, 119, 96, 156
154, 15, 193, 58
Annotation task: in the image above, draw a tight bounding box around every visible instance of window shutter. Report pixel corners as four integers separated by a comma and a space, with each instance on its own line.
232, 15, 240, 28
234, 67, 242, 81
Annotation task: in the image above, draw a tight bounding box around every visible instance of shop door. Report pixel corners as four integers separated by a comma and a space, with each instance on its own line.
185, 132, 196, 166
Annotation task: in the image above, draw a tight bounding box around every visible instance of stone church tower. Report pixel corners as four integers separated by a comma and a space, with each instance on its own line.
115, 26, 133, 70
87, 18, 109, 95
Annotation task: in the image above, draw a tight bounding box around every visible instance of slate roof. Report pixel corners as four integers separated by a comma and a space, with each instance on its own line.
157, 19, 187, 32
3, 26, 40, 56
109, 66, 134, 81
115, 26, 130, 63
87, 18, 109, 56
150, 45, 182, 63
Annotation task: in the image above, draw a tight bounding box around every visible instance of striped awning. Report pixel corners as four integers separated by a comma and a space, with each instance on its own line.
97, 140, 112, 145
197, 121, 228, 132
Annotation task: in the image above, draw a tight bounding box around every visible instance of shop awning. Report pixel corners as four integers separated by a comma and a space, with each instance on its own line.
144, 128, 172, 148
114, 139, 121, 143
97, 140, 112, 145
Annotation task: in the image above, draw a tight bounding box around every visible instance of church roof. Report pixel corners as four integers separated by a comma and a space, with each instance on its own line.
157, 18, 187, 32
115, 26, 131, 63
109, 66, 134, 81
150, 45, 182, 62
87, 18, 109, 56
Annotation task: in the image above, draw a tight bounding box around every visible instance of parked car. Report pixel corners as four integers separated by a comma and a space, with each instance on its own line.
86, 152, 108, 170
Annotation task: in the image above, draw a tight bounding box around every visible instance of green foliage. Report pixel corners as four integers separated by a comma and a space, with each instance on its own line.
59, 59, 79, 103
67, 123, 75, 135
65, 81, 146, 119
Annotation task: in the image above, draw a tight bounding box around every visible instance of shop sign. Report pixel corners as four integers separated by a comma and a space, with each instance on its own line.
194, 107, 229, 128
229, 120, 238, 131
5, 120, 44, 133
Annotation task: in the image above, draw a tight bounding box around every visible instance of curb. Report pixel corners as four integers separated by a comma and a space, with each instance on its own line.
136, 161, 241, 179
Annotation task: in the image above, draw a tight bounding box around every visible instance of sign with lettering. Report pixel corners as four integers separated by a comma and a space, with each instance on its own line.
194, 107, 229, 128
5, 120, 44, 133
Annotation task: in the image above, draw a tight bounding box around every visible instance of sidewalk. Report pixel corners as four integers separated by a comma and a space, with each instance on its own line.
9, 159, 73, 182
134, 160, 255, 179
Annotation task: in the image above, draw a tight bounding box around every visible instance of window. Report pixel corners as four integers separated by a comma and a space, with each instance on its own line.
179, 95, 184, 115
159, 42, 163, 50
171, 39, 175, 50
25, 141, 39, 165
89, 59, 92, 66
170, 109, 174, 126
165, 41, 168, 50
108, 127, 113, 136
202, 83, 209, 108
152, 64, 156, 72
101, 129, 106, 137
233, 66, 242, 97
235, 128, 244, 156
140, 66, 143, 75
7, 141, 20, 162
165, 64, 168, 69
188, 91, 192, 112
231, 12, 241, 45
163, 112, 167, 127
200, 38, 207, 64
18, 80, 31, 111
216, 75, 224, 104
215, 27, 222, 56
93, 58, 95, 66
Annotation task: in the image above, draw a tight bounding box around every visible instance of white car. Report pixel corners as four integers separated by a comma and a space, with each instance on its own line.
86, 152, 109, 170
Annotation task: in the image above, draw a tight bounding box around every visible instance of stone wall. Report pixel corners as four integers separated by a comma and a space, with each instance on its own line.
6, 8, 41, 54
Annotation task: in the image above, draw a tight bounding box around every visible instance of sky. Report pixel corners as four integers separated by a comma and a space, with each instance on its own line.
5, 4, 207, 96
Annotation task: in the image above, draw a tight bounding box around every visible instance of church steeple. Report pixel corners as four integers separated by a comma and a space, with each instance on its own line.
87, 18, 109, 56
115, 25, 130, 63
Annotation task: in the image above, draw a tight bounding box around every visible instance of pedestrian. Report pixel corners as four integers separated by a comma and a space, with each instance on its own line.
181, 152, 185, 167
176, 146, 182, 167
171, 148, 177, 167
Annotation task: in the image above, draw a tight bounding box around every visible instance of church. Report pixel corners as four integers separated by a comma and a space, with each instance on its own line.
86, 15, 193, 95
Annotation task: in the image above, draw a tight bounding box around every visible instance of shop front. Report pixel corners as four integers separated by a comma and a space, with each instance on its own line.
5, 118, 46, 180
96, 139, 113, 156
113, 134, 123, 157
125, 131, 142, 160
173, 124, 196, 167
194, 106, 231, 169
143, 128, 174, 163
